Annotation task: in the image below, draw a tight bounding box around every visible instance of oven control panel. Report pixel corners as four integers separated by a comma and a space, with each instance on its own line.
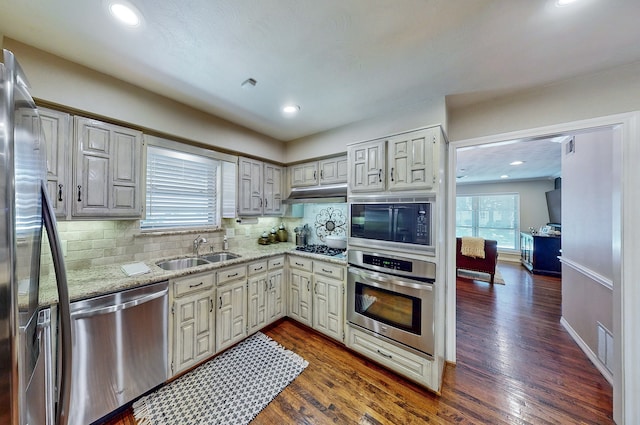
363, 254, 412, 273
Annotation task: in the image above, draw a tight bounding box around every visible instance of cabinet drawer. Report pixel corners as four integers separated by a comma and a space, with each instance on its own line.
248, 260, 268, 276
288, 256, 313, 272
173, 273, 214, 298
216, 265, 247, 285
348, 326, 433, 387
268, 256, 285, 270
314, 261, 344, 280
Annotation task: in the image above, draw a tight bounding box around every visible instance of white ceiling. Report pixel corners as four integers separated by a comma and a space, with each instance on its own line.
2, 0, 640, 143
456, 136, 567, 185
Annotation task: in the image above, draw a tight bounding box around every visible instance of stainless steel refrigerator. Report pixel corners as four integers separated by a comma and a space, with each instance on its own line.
1, 49, 72, 425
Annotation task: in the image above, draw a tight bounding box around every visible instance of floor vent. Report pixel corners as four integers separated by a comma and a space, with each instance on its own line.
597, 322, 613, 372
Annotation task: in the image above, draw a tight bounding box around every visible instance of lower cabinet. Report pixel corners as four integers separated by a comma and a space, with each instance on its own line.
170, 272, 215, 377
288, 257, 313, 327
216, 265, 248, 352
312, 260, 344, 342
289, 256, 345, 343
266, 257, 285, 324
347, 325, 435, 390
248, 257, 285, 334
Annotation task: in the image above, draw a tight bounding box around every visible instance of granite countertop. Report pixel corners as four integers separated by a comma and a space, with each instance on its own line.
39, 242, 347, 306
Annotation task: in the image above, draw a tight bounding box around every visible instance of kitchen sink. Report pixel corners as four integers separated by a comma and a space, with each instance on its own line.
156, 257, 209, 270
201, 252, 241, 263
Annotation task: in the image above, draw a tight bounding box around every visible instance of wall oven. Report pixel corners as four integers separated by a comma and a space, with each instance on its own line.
349, 196, 435, 254
347, 249, 436, 357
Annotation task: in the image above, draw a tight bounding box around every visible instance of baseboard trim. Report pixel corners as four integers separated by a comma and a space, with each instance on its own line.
560, 316, 613, 386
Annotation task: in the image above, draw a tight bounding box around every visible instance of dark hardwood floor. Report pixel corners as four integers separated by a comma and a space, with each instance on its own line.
101, 262, 613, 424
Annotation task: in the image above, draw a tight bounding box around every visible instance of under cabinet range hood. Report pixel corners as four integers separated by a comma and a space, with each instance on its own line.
282, 183, 347, 204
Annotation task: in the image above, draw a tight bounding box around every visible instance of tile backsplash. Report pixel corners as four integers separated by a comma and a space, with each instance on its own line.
44, 203, 346, 271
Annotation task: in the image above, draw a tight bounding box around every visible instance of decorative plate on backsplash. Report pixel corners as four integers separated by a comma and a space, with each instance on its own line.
314, 207, 346, 241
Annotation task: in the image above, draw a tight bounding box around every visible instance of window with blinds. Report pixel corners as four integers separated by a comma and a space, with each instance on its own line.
141, 145, 220, 230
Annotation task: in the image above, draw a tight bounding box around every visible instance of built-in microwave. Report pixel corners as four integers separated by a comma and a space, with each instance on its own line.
349, 196, 435, 254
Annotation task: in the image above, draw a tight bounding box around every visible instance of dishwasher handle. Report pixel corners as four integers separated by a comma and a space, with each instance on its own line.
71, 288, 168, 319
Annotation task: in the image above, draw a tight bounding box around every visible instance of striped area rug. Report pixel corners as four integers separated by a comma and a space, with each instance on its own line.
133, 332, 308, 425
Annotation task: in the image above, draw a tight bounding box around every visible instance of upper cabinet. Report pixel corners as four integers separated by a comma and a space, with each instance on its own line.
238, 157, 283, 216
348, 127, 441, 194
39, 107, 71, 217
73, 117, 143, 218
290, 155, 348, 188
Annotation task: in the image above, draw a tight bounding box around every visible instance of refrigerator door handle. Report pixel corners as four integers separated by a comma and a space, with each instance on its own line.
42, 182, 72, 425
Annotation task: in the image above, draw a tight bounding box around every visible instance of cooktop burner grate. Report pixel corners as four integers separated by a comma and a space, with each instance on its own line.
295, 244, 346, 257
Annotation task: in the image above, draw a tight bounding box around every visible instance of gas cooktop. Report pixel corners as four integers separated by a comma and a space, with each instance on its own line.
295, 244, 346, 257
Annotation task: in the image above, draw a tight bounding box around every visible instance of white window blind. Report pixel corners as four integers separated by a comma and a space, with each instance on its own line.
142, 146, 220, 230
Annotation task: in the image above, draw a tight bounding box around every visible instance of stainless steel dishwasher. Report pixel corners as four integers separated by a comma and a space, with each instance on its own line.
69, 280, 169, 425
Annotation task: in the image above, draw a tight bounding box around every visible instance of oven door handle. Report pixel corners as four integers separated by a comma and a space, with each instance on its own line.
348, 266, 433, 291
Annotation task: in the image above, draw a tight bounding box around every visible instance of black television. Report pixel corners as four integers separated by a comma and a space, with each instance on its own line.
545, 188, 561, 226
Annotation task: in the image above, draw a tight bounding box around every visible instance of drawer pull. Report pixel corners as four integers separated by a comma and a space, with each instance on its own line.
314, 283, 317, 294
58, 184, 63, 202
377, 349, 393, 359
77, 185, 82, 202
322, 268, 332, 274
227, 272, 238, 278
254, 266, 263, 271
219, 297, 222, 309
272, 262, 281, 267
210, 299, 213, 312
189, 282, 204, 288
295, 262, 304, 266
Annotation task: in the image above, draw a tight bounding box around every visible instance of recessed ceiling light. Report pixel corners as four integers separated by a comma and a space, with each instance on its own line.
500, 175, 509, 179
510, 161, 525, 166
108, 1, 142, 27
556, 0, 579, 7
282, 105, 301, 115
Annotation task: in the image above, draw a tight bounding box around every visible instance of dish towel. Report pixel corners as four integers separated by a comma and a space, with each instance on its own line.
461, 236, 485, 259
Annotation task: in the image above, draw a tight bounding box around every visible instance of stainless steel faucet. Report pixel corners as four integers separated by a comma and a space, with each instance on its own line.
193, 235, 208, 256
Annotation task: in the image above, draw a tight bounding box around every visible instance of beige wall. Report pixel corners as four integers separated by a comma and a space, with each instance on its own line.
561, 127, 615, 358
284, 97, 447, 163
447, 60, 640, 142
3, 38, 285, 162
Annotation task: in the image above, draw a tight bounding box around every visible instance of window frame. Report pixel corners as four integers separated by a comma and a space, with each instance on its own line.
456, 192, 520, 250
141, 135, 237, 231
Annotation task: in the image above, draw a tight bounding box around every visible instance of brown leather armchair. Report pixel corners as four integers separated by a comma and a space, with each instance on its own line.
456, 237, 499, 284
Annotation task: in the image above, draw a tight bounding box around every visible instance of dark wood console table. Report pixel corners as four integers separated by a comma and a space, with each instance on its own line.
520, 232, 561, 276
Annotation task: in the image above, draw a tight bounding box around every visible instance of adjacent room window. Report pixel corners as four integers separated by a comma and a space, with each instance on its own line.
456, 193, 520, 250
141, 145, 220, 230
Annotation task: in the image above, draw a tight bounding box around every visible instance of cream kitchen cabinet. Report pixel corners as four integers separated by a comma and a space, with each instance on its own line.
312, 260, 345, 342
290, 155, 348, 188
215, 265, 248, 352
387, 128, 436, 191
288, 256, 313, 327
347, 325, 436, 391
238, 157, 283, 216
73, 116, 143, 218
319, 155, 348, 185
247, 260, 268, 334
247, 256, 286, 334
266, 256, 285, 324
348, 127, 440, 193
348, 139, 386, 192
169, 272, 215, 377
39, 107, 71, 217
290, 162, 318, 187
